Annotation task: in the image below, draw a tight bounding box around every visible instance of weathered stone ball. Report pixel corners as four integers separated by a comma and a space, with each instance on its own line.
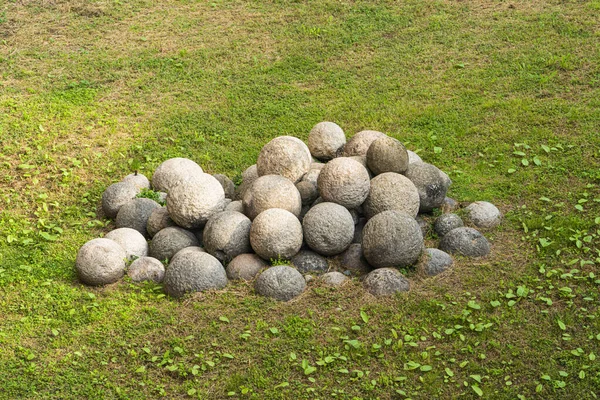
226, 253, 268, 281
407, 150, 422, 164
363, 268, 410, 296
163, 251, 227, 298
255, 265, 306, 301
321, 271, 348, 286
336, 243, 371, 276
302, 168, 321, 186
307, 121, 346, 161
302, 202, 354, 256
149, 226, 200, 262
102, 181, 138, 219
342, 130, 386, 157
362, 210, 423, 268
419, 248, 453, 276
405, 162, 451, 213
212, 174, 235, 199
465, 201, 502, 229
291, 250, 329, 274
128, 256, 165, 283
115, 198, 160, 238
167, 173, 225, 229
151, 158, 204, 193
76, 238, 126, 286
225, 200, 244, 213
366, 136, 409, 175
243, 175, 302, 220
146, 207, 176, 238
434, 213, 464, 237
296, 181, 318, 206
364, 172, 420, 219
123, 173, 151, 190
203, 211, 251, 263
105, 227, 148, 261
256, 136, 312, 183
439, 227, 490, 257
173, 246, 206, 258
235, 165, 259, 200
317, 157, 370, 209
250, 208, 303, 261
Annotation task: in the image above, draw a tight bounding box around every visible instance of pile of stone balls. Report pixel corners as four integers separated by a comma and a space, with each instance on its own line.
75, 122, 502, 300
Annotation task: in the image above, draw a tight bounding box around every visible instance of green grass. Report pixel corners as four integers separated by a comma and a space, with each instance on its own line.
1, 0, 600, 398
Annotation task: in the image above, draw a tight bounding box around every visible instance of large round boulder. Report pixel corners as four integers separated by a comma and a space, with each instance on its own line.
243, 175, 302, 220
405, 162, 451, 213
203, 211, 251, 263
363, 268, 410, 296
366, 136, 409, 175
291, 250, 329, 274
101, 181, 138, 219
439, 227, 490, 257
127, 256, 165, 283
149, 226, 200, 262
226, 253, 268, 281
76, 238, 126, 286
419, 248, 453, 276
151, 158, 204, 193
163, 251, 227, 298
342, 130, 386, 157
465, 201, 502, 229
123, 173, 151, 190
105, 227, 148, 261
166, 173, 225, 229
249, 208, 303, 261
255, 265, 306, 301
146, 207, 177, 238
256, 136, 312, 183
307, 121, 346, 161
364, 172, 420, 219
434, 213, 464, 237
115, 198, 160, 238
317, 157, 370, 209
212, 174, 235, 199
302, 202, 354, 256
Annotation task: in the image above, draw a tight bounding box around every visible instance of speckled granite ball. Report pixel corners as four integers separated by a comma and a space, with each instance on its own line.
105, 227, 148, 261
366, 136, 409, 175
317, 157, 370, 209
439, 227, 490, 257
420, 248, 453, 276
128, 256, 165, 283
465, 201, 502, 229
76, 238, 126, 286
364, 172, 420, 219
307, 121, 346, 161
115, 198, 160, 238
255, 265, 306, 301
434, 213, 464, 237
163, 251, 227, 298
149, 226, 200, 262
102, 181, 138, 219
123, 173, 150, 190
151, 158, 204, 193
250, 208, 303, 260
203, 211, 252, 263
167, 173, 225, 229
291, 250, 329, 274
363, 268, 410, 296
226, 253, 268, 281
405, 162, 451, 213
243, 175, 302, 220
146, 207, 177, 238
342, 130, 386, 157
302, 202, 354, 256
256, 136, 312, 183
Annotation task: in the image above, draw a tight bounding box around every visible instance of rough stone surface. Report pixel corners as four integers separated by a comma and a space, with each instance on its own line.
152, 158, 204, 193
173, 246, 206, 258
407, 150, 423, 164
250, 208, 303, 260
336, 243, 371, 276
128, 257, 165, 283
235, 165, 259, 200
149, 227, 200, 262
441, 197, 460, 213
366, 136, 409, 175
364, 172, 420, 219
226, 253, 268, 281
163, 251, 227, 298
146, 207, 176, 238
439, 227, 490, 257
243, 175, 302, 220
362, 210, 423, 268
102, 181, 138, 219
416, 216, 431, 237
302, 202, 354, 256
212, 174, 235, 199
307, 121, 346, 161
115, 198, 160, 238
317, 157, 370, 209
167, 173, 225, 229
255, 265, 306, 301
302, 168, 321, 186
311, 162, 325, 170
321, 271, 348, 286
291, 250, 329, 274
158, 192, 168, 204
363, 268, 410, 296
405, 162, 451, 213
342, 130, 386, 157
203, 211, 252, 263
76, 238, 126, 286
225, 200, 244, 213
296, 181, 318, 206
256, 136, 312, 183
123, 173, 151, 190
105, 227, 148, 261
434, 213, 464, 237
420, 248, 453, 276
466, 201, 502, 229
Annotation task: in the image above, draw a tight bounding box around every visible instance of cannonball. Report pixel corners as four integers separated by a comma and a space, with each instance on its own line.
256, 136, 312, 183
336, 243, 371, 276
173, 246, 206, 259
366, 136, 409, 175
419, 248, 453, 276
364, 172, 420, 219
434, 213, 464, 237
302, 202, 354, 256
115, 198, 160, 238
105, 227, 148, 261
235, 164, 259, 200
163, 251, 227, 298
146, 207, 176, 238
321, 271, 348, 286
226, 253, 268, 281
167, 173, 225, 229
123, 173, 150, 190
465, 201, 502, 229
249, 208, 303, 261
296, 181, 318, 206
439, 227, 490, 257
243, 175, 302, 220
291, 250, 329, 274
405, 162, 451, 213
363, 268, 410, 296
203, 211, 251, 263
76, 238, 126, 286
149, 226, 200, 262
317, 157, 370, 209
407, 150, 423, 164
342, 130, 386, 157
128, 256, 165, 283
101, 181, 138, 219
212, 174, 235, 199
255, 265, 306, 301
151, 158, 204, 192
307, 121, 346, 161
225, 200, 244, 213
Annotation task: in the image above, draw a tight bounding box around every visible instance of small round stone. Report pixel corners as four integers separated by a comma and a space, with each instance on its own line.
296, 181, 318, 206
102, 181, 138, 219
243, 175, 302, 220
256, 136, 312, 183
149, 227, 200, 262
441, 197, 460, 213
250, 209, 303, 260
163, 251, 227, 298
235, 165, 259, 200
127, 256, 165, 283
203, 211, 252, 263
225, 200, 244, 213
405, 162, 451, 213
342, 130, 387, 157
317, 157, 370, 209
420, 248, 453, 276
146, 207, 176, 238
212, 174, 235, 199
302, 202, 354, 256
321, 271, 348, 286
152, 158, 204, 193
167, 173, 225, 229
363, 268, 410, 296
76, 238, 126, 286
226, 253, 268, 281
336, 243, 371, 276
307, 121, 346, 161
105, 227, 148, 261
364, 172, 420, 219
434, 213, 464, 237
439, 227, 490, 257
465, 201, 502, 229
255, 265, 306, 301
123, 173, 150, 190
407, 150, 423, 164
115, 198, 160, 238
366, 136, 409, 175
291, 250, 329, 274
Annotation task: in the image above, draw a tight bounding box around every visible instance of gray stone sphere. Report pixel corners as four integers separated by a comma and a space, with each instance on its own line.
420, 248, 453, 276
434, 213, 464, 237
225, 200, 244, 213
127, 256, 165, 283
321, 271, 348, 286
441, 197, 460, 213
317, 157, 370, 209
302, 168, 321, 186
149, 226, 200, 262
250, 208, 303, 261
226, 253, 268, 281
163, 251, 227, 298
151, 158, 204, 193
102, 181, 138, 219
115, 198, 160, 238
146, 207, 177, 238
307, 121, 346, 161
405, 162, 451, 213
366, 136, 409, 175
235, 165, 259, 200
123, 173, 150, 190
76, 238, 126, 286
203, 211, 252, 263
302, 202, 354, 256
364, 172, 420, 219
105, 227, 148, 261
255, 265, 306, 301
362, 210, 423, 268
439, 227, 490, 257
407, 150, 423, 164
465, 201, 502, 229
167, 173, 225, 229
291, 250, 329, 274
212, 174, 235, 199
363, 268, 410, 296
342, 130, 387, 157
256, 136, 312, 183
296, 181, 318, 206
243, 175, 302, 220
336, 243, 371, 276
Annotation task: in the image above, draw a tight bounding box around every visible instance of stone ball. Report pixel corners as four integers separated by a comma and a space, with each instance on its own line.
420, 248, 453, 276
405, 162, 451, 213
243, 175, 301, 220
212, 174, 235, 199
105, 227, 148, 261
203, 211, 251, 263
342, 130, 387, 157
363, 268, 410, 296
115, 198, 160, 238
225, 200, 244, 213
434, 213, 464, 237
441, 197, 460, 213
146, 207, 176, 238
366, 136, 409, 175
465, 201, 502, 229
76, 238, 126, 286
364, 172, 420, 219
226, 253, 268, 281
407, 150, 423, 164
102, 181, 138, 219
173, 246, 206, 258
234, 165, 259, 200
291, 250, 329, 274
167, 173, 225, 229
256, 136, 312, 183
302, 202, 354, 256
149, 227, 200, 262
296, 181, 318, 206
307, 121, 346, 161
127, 256, 165, 283
317, 157, 370, 209
151, 158, 204, 193
255, 265, 306, 301
163, 251, 227, 298
250, 208, 303, 261
362, 210, 423, 268
439, 227, 490, 257
336, 243, 371, 276
321, 271, 348, 286
123, 173, 150, 190
302, 168, 321, 186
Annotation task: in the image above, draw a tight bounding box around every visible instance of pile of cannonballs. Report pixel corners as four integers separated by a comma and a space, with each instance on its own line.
75, 122, 502, 300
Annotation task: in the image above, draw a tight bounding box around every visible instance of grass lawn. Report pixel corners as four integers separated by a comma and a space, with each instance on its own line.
1, 0, 599, 398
